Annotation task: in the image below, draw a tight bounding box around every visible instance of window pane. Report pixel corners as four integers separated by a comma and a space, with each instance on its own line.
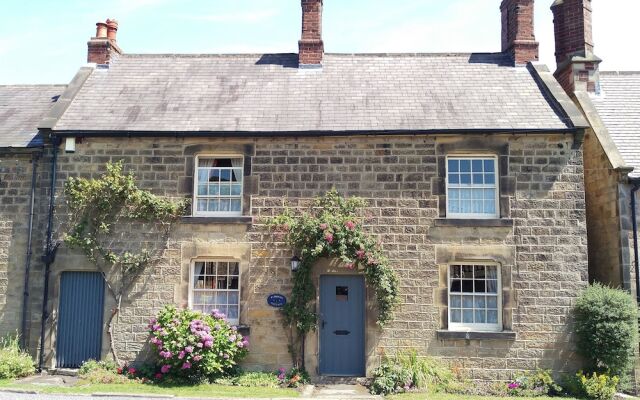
209, 169, 221, 183
451, 265, 462, 279
487, 280, 498, 293
451, 295, 461, 308
484, 200, 496, 214
217, 262, 228, 275
231, 184, 242, 196
473, 173, 483, 184
227, 306, 239, 320
198, 169, 208, 183
208, 200, 219, 212
229, 263, 239, 275
205, 262, 214, 275
450, 280, 461, 292
463, 310, 474, 323
462, 280, 473, 292
484, 159, 495, 173
450, 189, 460, 200
209, 185, 220, 196
198, 185, 208, 196
205, 276, 214, 289
216, 292, 228, 305
487, 310, 498, 324
232, 168, 243, 183
485, 173, 495, 185
449, 174, 460, 184
474, 296, 486, 308
462, 296, 473, 308
228, 292, 239, 305
449, 199, 460, 213
460, 160, 471, 172
197, 200, 207, 212
229, 277, 239, 289
472, 159, 483, 172
474, 280, 486, 293
475, 310, 486, 323
460, 174, 471, 184
220, 199, 231, 212
448, 159, 459, 173
220, 185, 231, 196
461, 189, 472, 200
230, 200, 242, 212
220, 169, 231, 182
474, 266, 485, 279
486, 267, 498, 279
451, 309, 461, 323
472, 199, 483, 213
487, 297, 498, 309
217, 305, 228, 316
461, 265, 473, 278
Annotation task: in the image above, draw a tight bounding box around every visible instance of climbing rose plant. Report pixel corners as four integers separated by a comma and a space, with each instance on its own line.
267, 189, 400, 357
63, 161, 188, 364
149, 306, 248, 381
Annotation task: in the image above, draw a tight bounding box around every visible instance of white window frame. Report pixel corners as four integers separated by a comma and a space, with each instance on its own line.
188, 259, 241, 326
447, 262, 502, 332
445, 155, 499, 219
193, 155, 244, 217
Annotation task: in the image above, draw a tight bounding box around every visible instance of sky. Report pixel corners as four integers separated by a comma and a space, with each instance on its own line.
0, 0, 639, 84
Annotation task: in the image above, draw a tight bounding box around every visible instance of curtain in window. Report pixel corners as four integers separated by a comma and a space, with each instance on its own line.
230, 158, 243, 182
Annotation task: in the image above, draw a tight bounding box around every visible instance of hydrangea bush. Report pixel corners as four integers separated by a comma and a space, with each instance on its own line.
149, 305, 248, 381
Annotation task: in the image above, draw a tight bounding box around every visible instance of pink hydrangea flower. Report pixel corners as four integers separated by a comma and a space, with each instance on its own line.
204, 340, 213, 348
319, 223, 328, 230
181, 362, 192, 370
345, 220, 356, 230
155, 373, 163, 380
325, 233, 334, 243
193, 355, 203, 362
178, 351, 185, 359
185, 346, 193, 353
160, 365, 171, 374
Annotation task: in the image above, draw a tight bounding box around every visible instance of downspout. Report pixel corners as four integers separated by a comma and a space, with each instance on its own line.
20, 151, 40, 349
38, 136, 61, 371
631, 178, 640, 303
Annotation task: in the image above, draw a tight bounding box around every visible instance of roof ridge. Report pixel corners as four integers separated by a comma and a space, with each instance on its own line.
0, 84, 67, 87
119, 52, 504, 58
600, 71, 640, 75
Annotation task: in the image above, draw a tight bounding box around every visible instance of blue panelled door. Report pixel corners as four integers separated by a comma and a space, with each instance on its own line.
56, 272, 105, 368
319, 275, 365, 376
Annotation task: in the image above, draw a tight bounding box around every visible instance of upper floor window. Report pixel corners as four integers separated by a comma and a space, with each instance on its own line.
194, 156, 243, 216
446, 156, 498, 219
448, 263, 501, 332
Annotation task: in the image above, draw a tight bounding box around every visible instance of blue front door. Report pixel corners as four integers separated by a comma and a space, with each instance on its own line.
319, 275, 365, 376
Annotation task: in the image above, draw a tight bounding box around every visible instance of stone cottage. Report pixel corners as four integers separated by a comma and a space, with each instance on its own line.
550, 0, 639, 297
0, 0, 594, 380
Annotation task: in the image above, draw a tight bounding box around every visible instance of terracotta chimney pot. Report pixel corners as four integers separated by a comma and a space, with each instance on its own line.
106, 19, 118, 41
95, 22, 108, 38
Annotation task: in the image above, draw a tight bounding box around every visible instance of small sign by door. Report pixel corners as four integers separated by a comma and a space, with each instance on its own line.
267, 294, 287, 308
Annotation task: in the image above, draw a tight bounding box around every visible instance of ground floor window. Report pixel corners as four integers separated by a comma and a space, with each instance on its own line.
448, 263, 501, 331
191, 260, 240, 325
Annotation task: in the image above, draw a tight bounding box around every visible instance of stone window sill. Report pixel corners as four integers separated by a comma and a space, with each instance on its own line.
436, 330, 516, 341
434, 219, 514, 228
181, 216, 253, 225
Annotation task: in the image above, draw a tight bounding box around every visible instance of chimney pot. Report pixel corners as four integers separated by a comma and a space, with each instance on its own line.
95, 22, 108, 39
500, 0, 539, 66
299, 0, 324, 67
106, 18, 119, 41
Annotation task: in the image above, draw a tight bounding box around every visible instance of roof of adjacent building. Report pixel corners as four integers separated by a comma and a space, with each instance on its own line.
592, 72, 640, 178
0, 85, 65, 148
49, 53, 580, 133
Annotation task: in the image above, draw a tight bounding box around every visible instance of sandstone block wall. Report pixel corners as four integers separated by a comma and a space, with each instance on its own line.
34, 133, 587, 380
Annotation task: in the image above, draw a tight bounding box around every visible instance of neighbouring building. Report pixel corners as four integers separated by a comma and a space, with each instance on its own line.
1, 0, 596, 381
550, 0, 639, 297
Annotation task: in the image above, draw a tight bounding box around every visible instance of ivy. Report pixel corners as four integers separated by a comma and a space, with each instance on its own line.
267, 189, 400, 364
63, 161, 189, 364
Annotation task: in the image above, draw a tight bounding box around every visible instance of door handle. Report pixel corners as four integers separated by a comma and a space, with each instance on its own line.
333, 330, 350, 336
321, 320, 327, 329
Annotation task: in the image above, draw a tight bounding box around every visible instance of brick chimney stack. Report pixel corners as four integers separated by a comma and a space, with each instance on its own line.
87, 18, 123, 65
299, 0, 324, 68
500, 0, 539, 65
551, 0, 601, 94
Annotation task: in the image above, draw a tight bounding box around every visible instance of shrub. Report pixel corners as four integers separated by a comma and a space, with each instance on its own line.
78, 359, 118, 376
0, 336, 35, 379
563, 372, 619, 400
148, 305, 248, 382
507, 369, 562, 397
574, 283, 638, 377
78, 369, 130, 385
370, 363, 413, 395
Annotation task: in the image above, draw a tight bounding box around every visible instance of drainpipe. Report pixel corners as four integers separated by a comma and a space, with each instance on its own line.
20, 151, 40, 350
631, 178, 640, 304
38, 136, 61, 371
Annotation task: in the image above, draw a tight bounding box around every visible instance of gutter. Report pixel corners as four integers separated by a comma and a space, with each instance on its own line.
20, 151, 40, 349
37, 136, 61, 371
631, 177, 640, 303
49, 127, 581, 139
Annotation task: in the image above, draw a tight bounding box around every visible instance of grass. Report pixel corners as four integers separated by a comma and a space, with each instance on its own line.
389, 394, 581, 400
0, 379, 300, 398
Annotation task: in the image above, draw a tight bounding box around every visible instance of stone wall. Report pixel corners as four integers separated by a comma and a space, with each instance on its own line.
582, 127, 629, 288
40, 133, 588, 380
0, 150, 50, 352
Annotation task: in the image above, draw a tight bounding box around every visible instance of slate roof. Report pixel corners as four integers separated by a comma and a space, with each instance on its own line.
0, 85, 65, 148
592, 72, 640, 177
51, 53, 576, 133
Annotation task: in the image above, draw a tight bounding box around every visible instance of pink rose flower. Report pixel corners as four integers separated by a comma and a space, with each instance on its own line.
356, 250, 366, 259
345, 220, 356, 230
325, 233, 334, 243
